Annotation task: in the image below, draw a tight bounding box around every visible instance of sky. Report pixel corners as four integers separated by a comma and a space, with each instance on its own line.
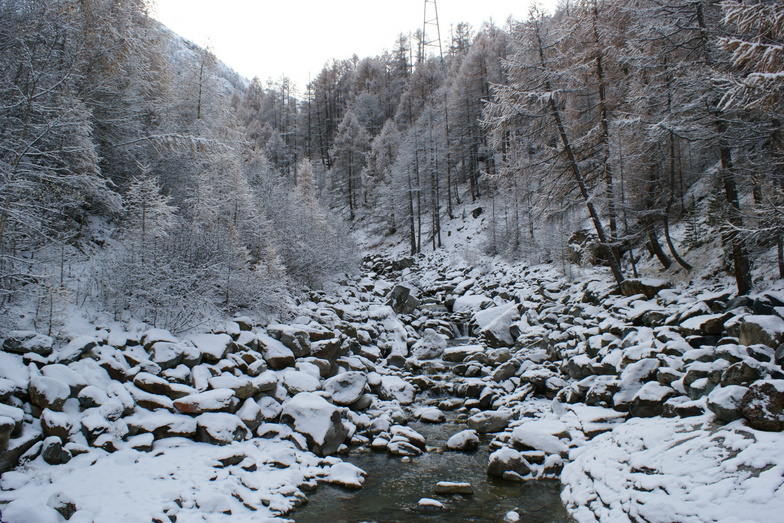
151, 0, 558, 94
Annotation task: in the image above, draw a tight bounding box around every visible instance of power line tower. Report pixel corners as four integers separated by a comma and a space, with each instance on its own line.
420, 0, 444, 67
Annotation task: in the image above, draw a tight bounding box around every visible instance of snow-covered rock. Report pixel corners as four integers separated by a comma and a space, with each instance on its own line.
475, 303, 520, 347
410, 329, 447, 360
195, 413, 250, 445
453, 294, 492, 313
187, 333, 233, 364
467, 410, 513, 433
446, 429, 479, 451
377, 375, 416, 405
29, 376, 71, 412
280, 392, 348, 456
442, 344, 484, 363
707, 385, 749, 423
2, 331, 54, 356
487, 447, 530, 480
738, 315, 784, 348
741, 379, 784, 431
257, 334, 296, 370
324, 371, 367, 406
327, 462, 366, 489
173, 389, 235, 414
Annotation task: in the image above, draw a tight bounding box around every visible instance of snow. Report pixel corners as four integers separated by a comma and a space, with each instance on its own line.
561, 416, 784, 523
0, 437, 329, 522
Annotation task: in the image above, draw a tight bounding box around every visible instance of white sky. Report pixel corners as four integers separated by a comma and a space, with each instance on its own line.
151, 0, 558, 94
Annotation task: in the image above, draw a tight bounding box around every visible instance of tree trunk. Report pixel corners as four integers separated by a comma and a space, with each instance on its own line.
664, 197, 692, 270
718, 119, 753, 295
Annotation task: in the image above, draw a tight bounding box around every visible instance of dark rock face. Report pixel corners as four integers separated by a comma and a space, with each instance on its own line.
741, 380, 784, 431
387, 284, 419, 314
619, 279, 672, 300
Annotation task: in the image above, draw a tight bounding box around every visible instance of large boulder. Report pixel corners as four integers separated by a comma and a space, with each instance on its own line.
173, 389, 236, 414
29, 376, 71, 412
467, 410, 513, 434
324, 371, 367, 406
707, 385, 749, 423
619, 278, 672, 300
738, 316, 784, 348
187, 334, 233, 364
2, 331, 54, 356
487, 448, 531, 480
196, 413, 250, 445
740, 380, 784, 431
387, 284, 419, 314
377, 375, 416, 405
280, 392, 349, 456
257, 334, 296, 370
475, 303, 520, 347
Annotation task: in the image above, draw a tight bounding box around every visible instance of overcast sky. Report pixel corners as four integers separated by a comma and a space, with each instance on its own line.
151, 0, 558, 93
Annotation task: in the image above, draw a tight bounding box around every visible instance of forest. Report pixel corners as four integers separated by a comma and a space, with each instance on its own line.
1, 0, 782, 334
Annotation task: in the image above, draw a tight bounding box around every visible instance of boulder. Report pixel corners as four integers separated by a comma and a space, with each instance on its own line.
487, 447, 531, 479
280, 392, 349, 456
29, 376, 71, 412
41, 436, 71, 465
443, 344, 485, 363
707, 385, 749, 423
257, 334, 296, 370
467, 410, 513, 434
387, 284, 419, 314
134, 372, 195, 399
57, 336, 99, 364
741, 380, 784, 431
266, 324, 311, 358
619, 278, 672, 300
327, 462, 366, 490
196, 413, 250, 445
377, 375, 416, 405
324, 371, 367, 406
434, 482, 474, 496
2, 331, 54, 356
738, 315, 784, 348
173, 389, 236, 414
475, 303, 520, 347
446, 429, 479, 452
510, 421, 569, 456
411, 329, 448, 360
629, 382, 676, 418
187, 334, 233, 364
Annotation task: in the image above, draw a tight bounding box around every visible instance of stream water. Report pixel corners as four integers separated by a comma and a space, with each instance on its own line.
294, 420, 570, 523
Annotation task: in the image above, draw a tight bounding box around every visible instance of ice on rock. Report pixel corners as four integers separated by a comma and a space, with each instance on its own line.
327, 461, 366, 489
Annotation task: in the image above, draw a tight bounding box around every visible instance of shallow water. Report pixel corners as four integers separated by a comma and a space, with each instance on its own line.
294, 420, 570, 523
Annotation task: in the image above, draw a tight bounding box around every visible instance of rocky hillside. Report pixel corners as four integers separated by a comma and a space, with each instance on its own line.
1, 252, 783, 521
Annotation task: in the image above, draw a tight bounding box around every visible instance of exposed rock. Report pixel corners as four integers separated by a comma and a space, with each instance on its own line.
434, 481, 474, 496
467, 410, 513, 434
57, 336, 99, 364
721, 361, 762, 387
443, 344, 485, 363
738, 315, 784, 348
619, 278, 672, 300
267, 324, 312, 358
630, 382, 676, 418
387, 284, 419, 314
411, 329, 447, 360
740, 380, 784, 431
41, 436, 71, 465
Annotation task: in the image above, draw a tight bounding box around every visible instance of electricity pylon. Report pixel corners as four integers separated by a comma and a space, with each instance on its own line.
420, 0, 444, 67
